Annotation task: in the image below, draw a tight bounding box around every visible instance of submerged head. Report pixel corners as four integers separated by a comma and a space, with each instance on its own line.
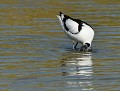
80, 43, 92, 52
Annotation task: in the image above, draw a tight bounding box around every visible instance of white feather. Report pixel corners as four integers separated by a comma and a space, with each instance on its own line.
57, 15, 65, 30
62, 22, 94, 45
57, 13, 94, 47
65, 19, 79, 34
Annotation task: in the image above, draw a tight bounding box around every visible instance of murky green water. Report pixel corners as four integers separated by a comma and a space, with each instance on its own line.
0, 0, 120, 91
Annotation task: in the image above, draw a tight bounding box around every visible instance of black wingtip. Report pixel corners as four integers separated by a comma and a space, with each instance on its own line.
60, 12, 63, 16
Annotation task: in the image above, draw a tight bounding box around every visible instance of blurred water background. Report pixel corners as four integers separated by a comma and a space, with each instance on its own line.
0, 0, 120, 91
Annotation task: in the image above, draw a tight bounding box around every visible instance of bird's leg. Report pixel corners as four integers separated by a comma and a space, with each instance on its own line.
72, 41, 75, 49
74, 42, 78, 49
73, 41, 78, 50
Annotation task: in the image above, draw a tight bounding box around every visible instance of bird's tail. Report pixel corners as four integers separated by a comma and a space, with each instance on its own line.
57, 12, 65, 28
57, 12, 65, 20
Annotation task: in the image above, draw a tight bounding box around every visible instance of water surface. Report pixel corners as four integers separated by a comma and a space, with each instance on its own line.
0, 0, 120, 91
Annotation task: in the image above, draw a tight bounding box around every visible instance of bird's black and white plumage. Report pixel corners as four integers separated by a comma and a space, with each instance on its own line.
57, 12, 94, 52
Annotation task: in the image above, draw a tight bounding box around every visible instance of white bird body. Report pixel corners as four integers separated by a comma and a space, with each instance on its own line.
57, 12, 94, 51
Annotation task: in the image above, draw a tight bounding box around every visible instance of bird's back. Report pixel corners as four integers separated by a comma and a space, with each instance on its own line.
57, 12, 94, 45
57, 12, 82, 34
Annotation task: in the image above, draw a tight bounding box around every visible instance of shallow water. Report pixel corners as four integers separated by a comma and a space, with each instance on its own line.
0, 0, 120, 91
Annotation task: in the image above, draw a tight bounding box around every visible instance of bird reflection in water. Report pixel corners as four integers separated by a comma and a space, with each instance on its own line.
60, 52, 93, 90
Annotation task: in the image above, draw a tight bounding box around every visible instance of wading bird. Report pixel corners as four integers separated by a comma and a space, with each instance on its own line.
57, 12, 94, 52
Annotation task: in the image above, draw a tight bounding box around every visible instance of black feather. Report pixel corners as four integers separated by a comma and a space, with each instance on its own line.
60, 12, 92, 34
60, 12, 63, 16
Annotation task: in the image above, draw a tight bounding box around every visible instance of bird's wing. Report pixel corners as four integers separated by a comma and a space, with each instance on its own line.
57, 12, 83, 34
65, 19, 81, 34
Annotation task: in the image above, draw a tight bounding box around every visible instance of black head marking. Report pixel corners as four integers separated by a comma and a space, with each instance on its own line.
85, 43, 90, 47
